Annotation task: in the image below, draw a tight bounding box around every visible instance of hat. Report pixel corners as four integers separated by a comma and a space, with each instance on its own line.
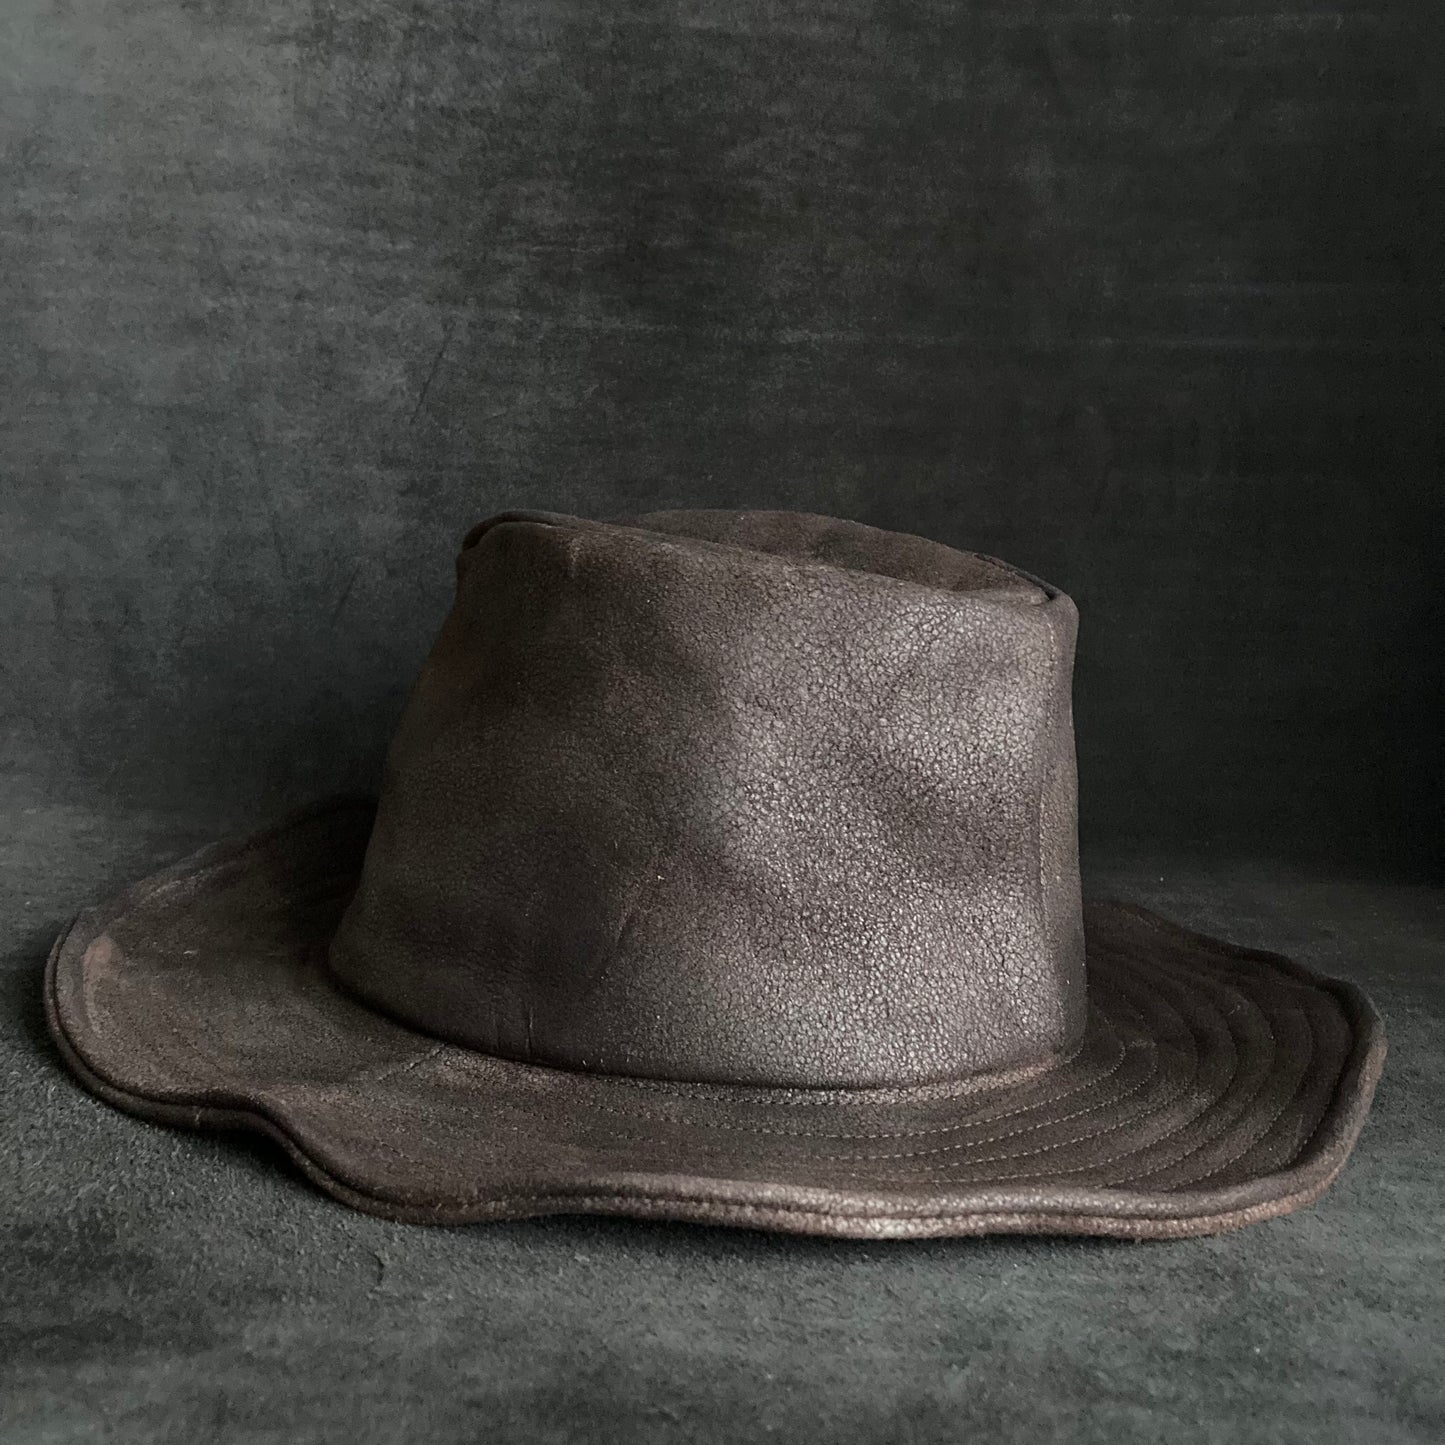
46, 509, 1384, 1238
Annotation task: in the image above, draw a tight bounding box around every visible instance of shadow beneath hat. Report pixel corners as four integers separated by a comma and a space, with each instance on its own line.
510, 1211, 1144, 1264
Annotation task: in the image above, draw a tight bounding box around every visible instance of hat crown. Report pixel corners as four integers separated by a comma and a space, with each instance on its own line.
329, 510, 1085, 1089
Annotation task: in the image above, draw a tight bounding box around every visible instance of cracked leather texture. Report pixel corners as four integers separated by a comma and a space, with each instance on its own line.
328, 510, 1085, 1088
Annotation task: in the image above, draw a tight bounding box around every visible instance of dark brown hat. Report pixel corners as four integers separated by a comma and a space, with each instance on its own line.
46, 509, 1385, 1238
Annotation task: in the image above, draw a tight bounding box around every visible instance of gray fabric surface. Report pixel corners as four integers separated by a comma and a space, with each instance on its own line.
3, 801, 1440, 1443
3, 0, 1439, 873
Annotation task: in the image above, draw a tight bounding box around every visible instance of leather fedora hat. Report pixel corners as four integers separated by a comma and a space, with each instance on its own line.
47, 509, 1385, 1238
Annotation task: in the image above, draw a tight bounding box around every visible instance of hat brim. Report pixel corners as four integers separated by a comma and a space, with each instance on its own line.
46, 800, 1385, 1239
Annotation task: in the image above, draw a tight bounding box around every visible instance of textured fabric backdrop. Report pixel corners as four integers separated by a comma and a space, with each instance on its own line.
1, 4, 1441, 1443
2, 0, 1438, 870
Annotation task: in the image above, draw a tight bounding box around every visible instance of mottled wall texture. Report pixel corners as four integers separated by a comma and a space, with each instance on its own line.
2, 0, 1438, 871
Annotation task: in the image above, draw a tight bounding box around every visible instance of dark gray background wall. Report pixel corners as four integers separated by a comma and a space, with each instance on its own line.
3, 0, 1439, 872
3, 10, 1442, 1443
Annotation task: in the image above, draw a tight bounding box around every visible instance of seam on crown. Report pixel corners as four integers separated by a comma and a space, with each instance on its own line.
458, 510, 1054, 608
1035, 607, 1055, 1045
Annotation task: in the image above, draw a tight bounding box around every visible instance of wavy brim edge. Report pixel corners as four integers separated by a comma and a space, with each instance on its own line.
45, 800, 1386, 1240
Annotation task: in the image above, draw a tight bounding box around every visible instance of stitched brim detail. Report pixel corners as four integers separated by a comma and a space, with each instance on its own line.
46, 800, 1386, 1239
